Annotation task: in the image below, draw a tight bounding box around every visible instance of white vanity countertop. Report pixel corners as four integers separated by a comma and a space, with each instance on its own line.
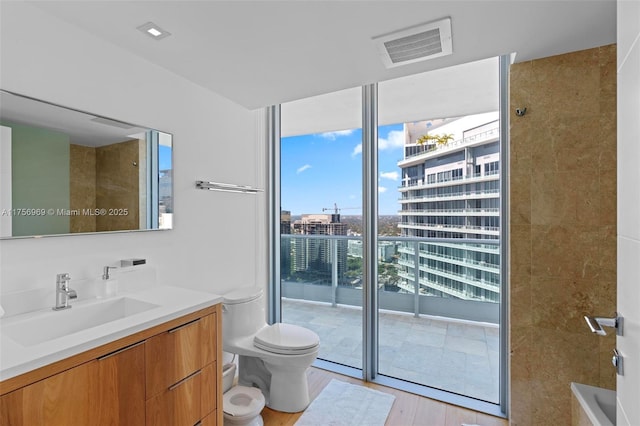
0, 285, 222, 382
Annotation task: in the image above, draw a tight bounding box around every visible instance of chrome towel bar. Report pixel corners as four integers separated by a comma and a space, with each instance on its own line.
195, 181, 263, 194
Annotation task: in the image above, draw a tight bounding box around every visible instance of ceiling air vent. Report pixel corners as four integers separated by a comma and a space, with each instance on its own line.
373, 18, 452, 68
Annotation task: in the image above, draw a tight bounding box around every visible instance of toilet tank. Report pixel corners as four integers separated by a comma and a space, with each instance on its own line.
222, 287, 267, 340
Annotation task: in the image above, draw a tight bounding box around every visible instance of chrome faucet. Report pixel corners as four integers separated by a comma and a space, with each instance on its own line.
53, 273, 77, 311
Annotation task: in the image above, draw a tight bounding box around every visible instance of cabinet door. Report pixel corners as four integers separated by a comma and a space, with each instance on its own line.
146, 369, 202, 426
96, 341, 146, 425
0, 361, 98, 426
146, 313, 216, 398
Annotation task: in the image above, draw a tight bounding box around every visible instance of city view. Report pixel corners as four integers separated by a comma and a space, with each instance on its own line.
280, 110, 501, 403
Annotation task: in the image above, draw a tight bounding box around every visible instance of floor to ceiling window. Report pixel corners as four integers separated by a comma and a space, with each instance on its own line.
279, 87, 363, 370
270, 56, 508, 416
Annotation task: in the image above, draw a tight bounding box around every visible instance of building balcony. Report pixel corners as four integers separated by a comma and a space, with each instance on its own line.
280, 234, 500, 403
399, 189, 499, 203
399, 208, 500, 217
282, 298, 499, 404
397, 223, 500, 237
398, 126, 500, 168
396, 246, 500, 274
399, 170, 499, 192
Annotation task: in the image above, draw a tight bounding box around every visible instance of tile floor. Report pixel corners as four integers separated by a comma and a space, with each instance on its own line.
282, 298, 500, 403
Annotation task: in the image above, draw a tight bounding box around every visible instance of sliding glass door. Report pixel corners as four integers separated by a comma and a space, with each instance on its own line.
376, 61, 501, 404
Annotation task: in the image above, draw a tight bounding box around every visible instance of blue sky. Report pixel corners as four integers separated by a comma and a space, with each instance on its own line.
159, 145, 172, 170
281, 123, 404, 216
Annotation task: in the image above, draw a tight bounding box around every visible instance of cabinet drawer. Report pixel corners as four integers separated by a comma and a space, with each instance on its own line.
146, 363, 216, 426
146, 313, 216, 398
198, 410, 218, 426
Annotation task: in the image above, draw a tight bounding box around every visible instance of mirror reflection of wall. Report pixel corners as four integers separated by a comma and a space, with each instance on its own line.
0, 90, 173, 239
70, 137, 144, 233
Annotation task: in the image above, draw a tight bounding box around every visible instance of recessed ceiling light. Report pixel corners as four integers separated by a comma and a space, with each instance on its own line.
137, 22, 171, 40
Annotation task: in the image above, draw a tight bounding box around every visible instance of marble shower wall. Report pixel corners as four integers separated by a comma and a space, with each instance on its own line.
70, 144, 97, 233
509, 44, 617, 425
96, 139, 140, 232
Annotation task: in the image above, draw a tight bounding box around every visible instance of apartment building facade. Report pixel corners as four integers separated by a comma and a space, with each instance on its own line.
397, 112, 500, 302
290, 213, 348, 281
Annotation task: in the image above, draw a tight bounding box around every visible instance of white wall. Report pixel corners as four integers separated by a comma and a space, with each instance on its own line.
0, 3, 265, 303
616, 0, 640, 424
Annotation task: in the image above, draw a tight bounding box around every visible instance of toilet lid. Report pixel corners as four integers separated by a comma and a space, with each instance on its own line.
253, 323, 319, 355
223, 287, 263, 305
223, 386, 265, 417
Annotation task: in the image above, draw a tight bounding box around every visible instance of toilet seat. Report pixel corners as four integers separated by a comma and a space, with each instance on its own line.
253, 323, 319, 355
223, 386, 265, 418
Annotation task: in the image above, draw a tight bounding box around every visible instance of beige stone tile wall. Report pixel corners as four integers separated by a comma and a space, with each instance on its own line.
509, 44, 617, 425
96, 139, 140, 232
69, 144, 97, 233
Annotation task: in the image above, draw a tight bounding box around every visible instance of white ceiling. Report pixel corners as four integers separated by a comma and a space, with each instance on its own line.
0, 90, 150, 146
28, 0, 617, 110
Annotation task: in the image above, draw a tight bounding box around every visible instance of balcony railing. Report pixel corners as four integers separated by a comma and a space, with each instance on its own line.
399, 188, 500, 203
399, 208, 500, 216
280, 234, 500, 324
399, 125, 500, 164
400, 169, 499, 191
397, 223, 500, 236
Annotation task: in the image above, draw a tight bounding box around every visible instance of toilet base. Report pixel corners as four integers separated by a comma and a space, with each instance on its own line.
223, 413, 263, 426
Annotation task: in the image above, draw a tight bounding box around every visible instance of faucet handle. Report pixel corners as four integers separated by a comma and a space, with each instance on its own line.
102, 266, 118, 280
56, 273, 70, 283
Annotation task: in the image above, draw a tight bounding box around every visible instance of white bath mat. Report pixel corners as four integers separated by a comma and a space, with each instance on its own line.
295, 379, 395, 426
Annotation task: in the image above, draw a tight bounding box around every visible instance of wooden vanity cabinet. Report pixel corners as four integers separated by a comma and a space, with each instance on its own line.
145, 312, 218, 426
96, 341, 146, 425
0, 360, 99, 426
0, 304, 222, 426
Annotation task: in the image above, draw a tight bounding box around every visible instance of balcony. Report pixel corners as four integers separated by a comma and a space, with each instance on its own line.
399, 208, 500, 217
398, 126, 500, 168
397, 223, 500, 237
399, 170, 499, 192
279, 234, 500, 404
399, 189, 499, 203
282, 298, 499, 404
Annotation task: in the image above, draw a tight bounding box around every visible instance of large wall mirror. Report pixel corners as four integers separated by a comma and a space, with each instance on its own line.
0, 90, 173, 239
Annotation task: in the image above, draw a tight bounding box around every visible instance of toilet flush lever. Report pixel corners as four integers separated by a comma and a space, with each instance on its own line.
584, 313, 623, 336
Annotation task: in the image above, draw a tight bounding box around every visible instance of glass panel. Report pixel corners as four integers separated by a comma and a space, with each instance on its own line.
280, 87, 363, 370
377, 58, 501, 404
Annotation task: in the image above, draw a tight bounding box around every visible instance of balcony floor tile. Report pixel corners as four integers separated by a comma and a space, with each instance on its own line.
282, 298, 499, 403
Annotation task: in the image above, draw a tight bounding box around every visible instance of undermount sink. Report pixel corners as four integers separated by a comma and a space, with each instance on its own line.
2, 297, 159, 347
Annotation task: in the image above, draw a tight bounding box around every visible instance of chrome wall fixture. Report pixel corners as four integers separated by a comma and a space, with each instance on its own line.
195, 181, 263, 194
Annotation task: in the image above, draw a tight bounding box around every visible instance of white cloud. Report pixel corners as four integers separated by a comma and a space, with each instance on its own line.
351, 129, 404, 157
380, 171, 399, 181
378, 186, 388, 193
296, 164, 312, 174
379, 130, 405, 150
321, 129, 355, 140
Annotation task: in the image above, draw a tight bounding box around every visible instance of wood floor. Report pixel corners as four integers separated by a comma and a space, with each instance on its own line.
261, 367, 507, 426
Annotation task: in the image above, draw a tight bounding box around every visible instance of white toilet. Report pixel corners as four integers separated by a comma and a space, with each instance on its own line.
222, 362, 265, 426
222, 287, 320, 413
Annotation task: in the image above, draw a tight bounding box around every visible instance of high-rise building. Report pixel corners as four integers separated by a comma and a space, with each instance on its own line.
280, 210, 292, 275
291, 213, 348, 282
397, 112, 500, 302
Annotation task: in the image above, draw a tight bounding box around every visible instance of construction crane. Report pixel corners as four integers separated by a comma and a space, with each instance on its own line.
322, 203, 360, 215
